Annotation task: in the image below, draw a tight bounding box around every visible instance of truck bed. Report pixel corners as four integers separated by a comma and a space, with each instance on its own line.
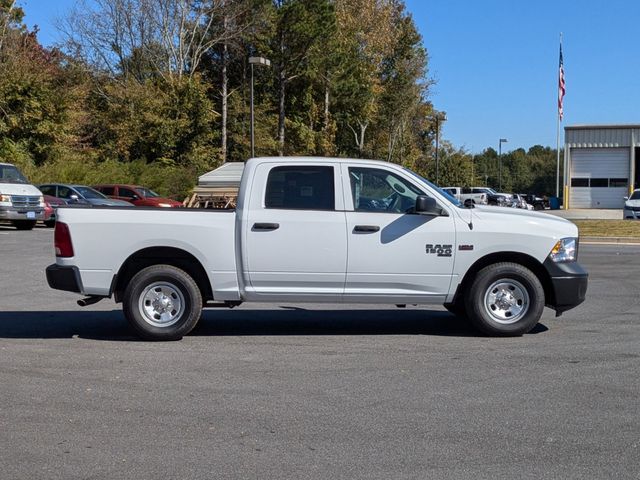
55, 206, 239, 299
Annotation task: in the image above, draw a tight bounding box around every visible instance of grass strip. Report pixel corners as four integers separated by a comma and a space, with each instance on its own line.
573, 220, 640, 238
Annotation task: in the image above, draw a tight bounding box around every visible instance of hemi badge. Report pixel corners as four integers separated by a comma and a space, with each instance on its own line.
459, 245, 474, 251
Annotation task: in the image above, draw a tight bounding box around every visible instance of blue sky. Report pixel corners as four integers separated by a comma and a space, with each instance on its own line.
22, 0, 640, 153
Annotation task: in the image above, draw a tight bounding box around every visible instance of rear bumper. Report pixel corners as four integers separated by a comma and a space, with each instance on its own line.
46, 264, 82, 293
543, 259, 588, 314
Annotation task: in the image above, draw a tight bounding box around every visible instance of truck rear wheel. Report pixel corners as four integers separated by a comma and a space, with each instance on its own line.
123, 264, 202, 341
13, 220, 36, 230
465, 262, 544, 336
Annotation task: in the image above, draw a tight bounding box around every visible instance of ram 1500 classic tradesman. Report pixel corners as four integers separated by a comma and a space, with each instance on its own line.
46, 157, 588, 340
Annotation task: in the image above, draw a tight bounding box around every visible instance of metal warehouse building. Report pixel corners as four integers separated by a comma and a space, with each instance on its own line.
564, 124, 640, 208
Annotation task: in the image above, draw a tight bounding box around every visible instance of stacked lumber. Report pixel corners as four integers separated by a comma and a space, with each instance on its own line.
183, 187, 238, 209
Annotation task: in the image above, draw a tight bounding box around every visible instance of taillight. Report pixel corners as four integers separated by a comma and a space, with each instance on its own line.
54, 222, 74, 257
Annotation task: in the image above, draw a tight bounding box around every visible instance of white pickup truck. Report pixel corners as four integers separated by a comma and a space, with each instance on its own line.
0, 162, 45, 230
46, 157, 588, 340
442, 186, 488, 206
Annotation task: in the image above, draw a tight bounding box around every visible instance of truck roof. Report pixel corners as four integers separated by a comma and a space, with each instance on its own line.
198, 157, 406, 189
247, 156, 396, 167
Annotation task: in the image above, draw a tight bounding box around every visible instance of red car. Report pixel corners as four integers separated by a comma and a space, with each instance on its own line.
42, 194, 66, 227
93, 184, 183, 208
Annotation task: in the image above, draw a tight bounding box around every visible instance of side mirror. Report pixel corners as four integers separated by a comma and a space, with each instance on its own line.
415, 195, 442, 216
624, 197, 629, 201
70, 194, 79, 202
132, 194, 139, 200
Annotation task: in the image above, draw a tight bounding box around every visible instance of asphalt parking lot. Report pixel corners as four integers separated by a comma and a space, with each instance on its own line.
0, 226, 638, 480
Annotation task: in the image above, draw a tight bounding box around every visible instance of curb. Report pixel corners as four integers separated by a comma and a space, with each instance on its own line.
581, 236, 640, 245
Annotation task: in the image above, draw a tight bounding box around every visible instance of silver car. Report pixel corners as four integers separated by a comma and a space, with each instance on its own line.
38, 184, 133, 207
623, 189, 640, 219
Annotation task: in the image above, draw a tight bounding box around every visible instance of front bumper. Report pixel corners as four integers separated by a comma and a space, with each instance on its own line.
623, 207, 640, 220
46, 264, 83, 293
543, 258, 588, 315
0, 206, 44, 221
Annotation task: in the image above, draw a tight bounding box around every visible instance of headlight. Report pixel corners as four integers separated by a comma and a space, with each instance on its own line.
549, 237, 578, 263
157, 203, 172, 208
39, 195, 45, 207
0, 193, 11, 203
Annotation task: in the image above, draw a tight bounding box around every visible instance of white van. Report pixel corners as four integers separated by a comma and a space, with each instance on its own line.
0, 162, 45, 230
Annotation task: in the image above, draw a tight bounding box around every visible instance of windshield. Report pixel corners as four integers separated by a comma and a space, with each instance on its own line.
137, 187, 159, 198
403, 168, 463, 207
75, 186, 107, 199
0, 164, 29, 184
630, 191, 640, 200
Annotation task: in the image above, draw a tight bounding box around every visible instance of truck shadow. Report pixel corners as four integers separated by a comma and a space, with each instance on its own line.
0, 309, 548, 341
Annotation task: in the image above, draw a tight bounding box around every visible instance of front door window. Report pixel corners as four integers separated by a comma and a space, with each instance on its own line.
349, 167, 425, 214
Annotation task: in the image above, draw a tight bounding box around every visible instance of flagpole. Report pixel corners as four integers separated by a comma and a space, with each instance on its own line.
556, 104, 560, 199
556, 32, 562, 201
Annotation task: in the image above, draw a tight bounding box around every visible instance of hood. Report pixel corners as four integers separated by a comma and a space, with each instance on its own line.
625, 199, 640, 207
467, 205, 578, 238
44, 195, 66, 206
0, 182, 43, 196
147, 197, 182, 206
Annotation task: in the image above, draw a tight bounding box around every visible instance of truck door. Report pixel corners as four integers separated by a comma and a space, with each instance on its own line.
342, 165, 456, 303
244, 162, 347, 300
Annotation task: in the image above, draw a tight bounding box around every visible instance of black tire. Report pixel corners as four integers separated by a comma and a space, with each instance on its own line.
13, 220, 36, 230
44, 219, 56, 228
533, 204, 543, 211
123, 264, 202, 341
465, 262, 544, 336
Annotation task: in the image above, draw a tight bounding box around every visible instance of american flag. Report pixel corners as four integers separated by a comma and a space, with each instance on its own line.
558, 43, 565, 121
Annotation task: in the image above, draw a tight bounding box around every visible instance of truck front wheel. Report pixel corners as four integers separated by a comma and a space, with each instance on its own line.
465, 262, 544, 336
123, 265, 202, 341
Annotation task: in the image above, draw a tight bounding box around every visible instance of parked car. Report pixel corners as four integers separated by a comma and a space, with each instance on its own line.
38, 184, 133, 207
442, 186, 488, 206
511, 194, 533, 210
623, 189, 640, 219
0, 162, 45, 230
471, 187, 508, 206
42, 194, 66, 228
93, 184, 182, 208
47, 156, 588, 341
520, 194, 547, 211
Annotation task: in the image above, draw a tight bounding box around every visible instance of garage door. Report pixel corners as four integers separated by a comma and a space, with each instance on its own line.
569, 148, 629, 208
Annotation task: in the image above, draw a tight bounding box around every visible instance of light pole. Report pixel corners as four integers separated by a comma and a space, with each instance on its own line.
434, 112, 446, 184
249, 56, 271, 158
498, 138, 508, 190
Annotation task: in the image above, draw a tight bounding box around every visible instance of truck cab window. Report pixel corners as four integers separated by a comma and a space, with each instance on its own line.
265, 166, 335, 210
349, 167, 424, 213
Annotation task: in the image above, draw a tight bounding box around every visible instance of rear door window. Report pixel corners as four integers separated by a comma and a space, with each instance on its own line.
265, 166, 335, 210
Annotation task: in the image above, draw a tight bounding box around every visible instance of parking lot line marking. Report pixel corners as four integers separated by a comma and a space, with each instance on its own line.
582, 241, 640, 246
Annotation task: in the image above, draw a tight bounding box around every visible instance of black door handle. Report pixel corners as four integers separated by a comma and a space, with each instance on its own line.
253, 222, 280, 231
354, 225, 380, 233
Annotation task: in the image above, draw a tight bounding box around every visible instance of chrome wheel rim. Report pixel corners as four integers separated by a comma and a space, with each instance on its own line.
138, 282, 185, 327
483, 279, 529, 324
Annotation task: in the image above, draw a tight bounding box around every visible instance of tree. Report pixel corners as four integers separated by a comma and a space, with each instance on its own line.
62, 0, 239, 82
271, 0, 334, 155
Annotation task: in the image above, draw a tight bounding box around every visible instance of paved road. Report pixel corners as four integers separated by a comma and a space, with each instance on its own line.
0, 226, 638, 479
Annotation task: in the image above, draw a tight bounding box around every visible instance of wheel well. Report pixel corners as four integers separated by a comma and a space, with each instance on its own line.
113, 247, 213, 303
453, 252, 554, 306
